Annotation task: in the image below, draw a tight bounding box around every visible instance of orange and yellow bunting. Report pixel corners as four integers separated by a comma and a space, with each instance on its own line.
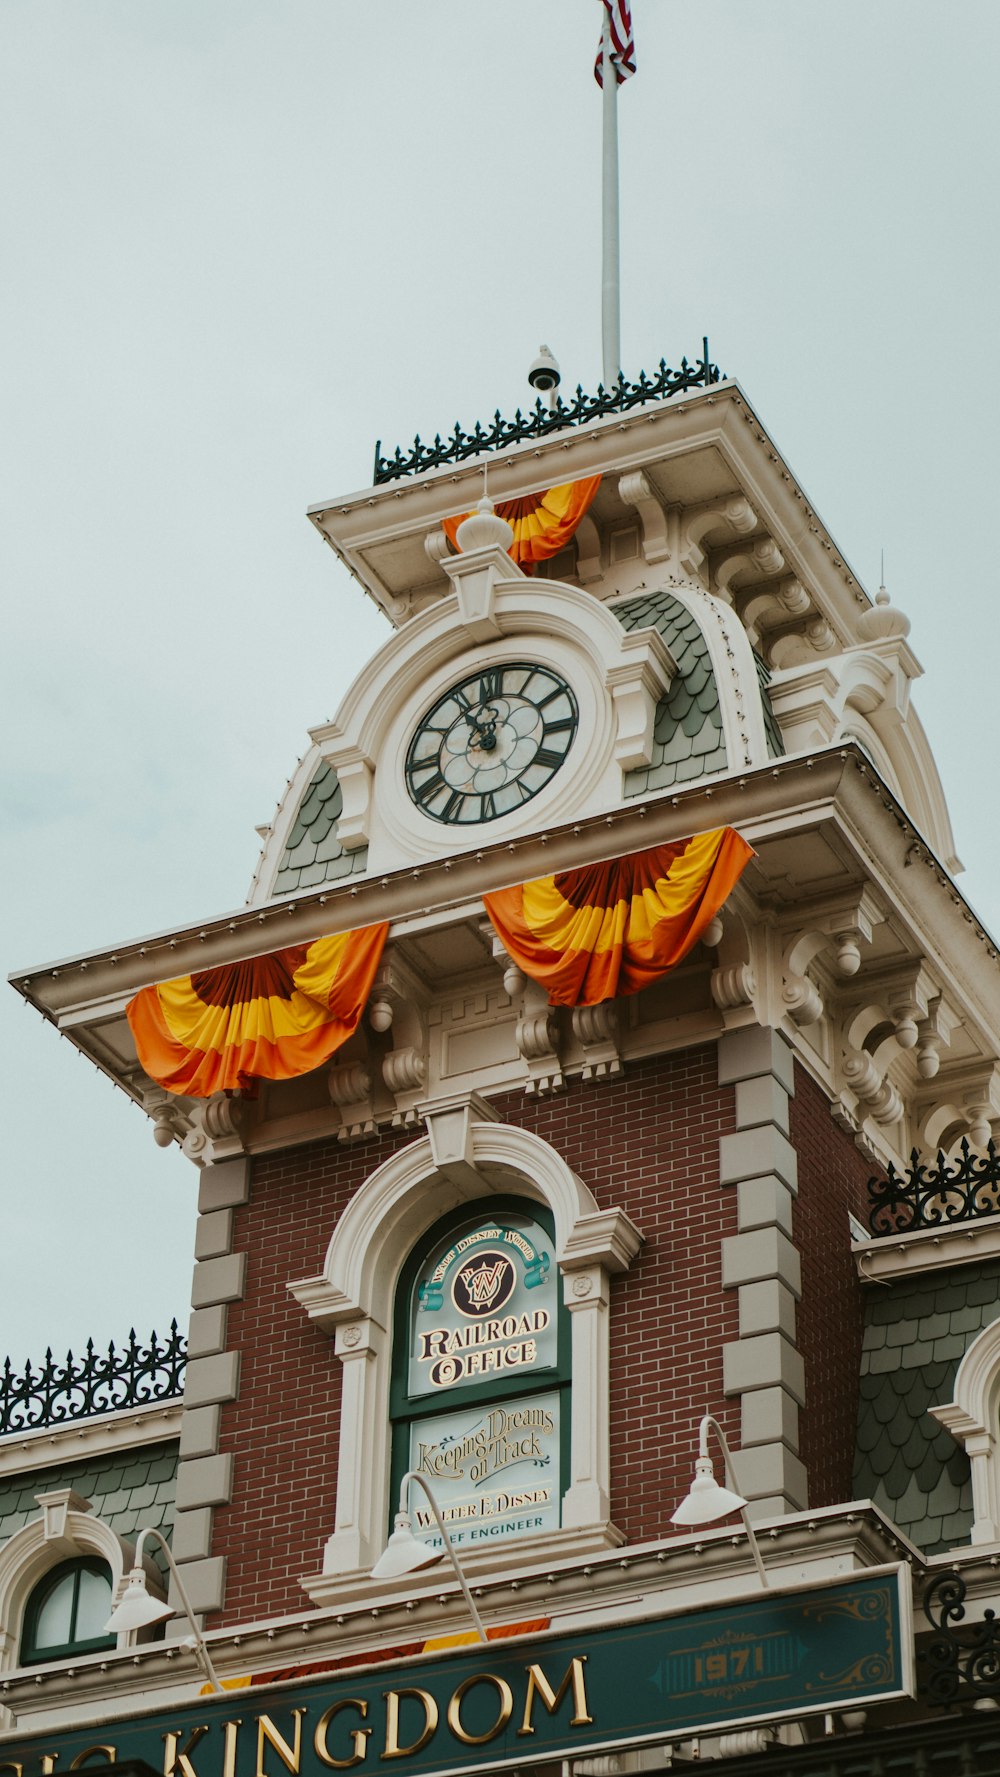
198, 1619, 552, 1694
483, 831, 753, 1008
443, 477, 601, 574
127, 924, 389, 1098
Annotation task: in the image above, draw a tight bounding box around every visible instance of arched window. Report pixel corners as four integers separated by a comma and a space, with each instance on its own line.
289, 1106, 644, 1596
20, 1558, 116, 1666
389, 1196, 569, 1555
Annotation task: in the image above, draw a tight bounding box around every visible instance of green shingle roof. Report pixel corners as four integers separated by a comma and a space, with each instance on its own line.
614, 590, 728, 795
272, 762, 367, 897
854, 1262, 1000, 1553
0, 1442, 178, 1577
755, 649, 785, 759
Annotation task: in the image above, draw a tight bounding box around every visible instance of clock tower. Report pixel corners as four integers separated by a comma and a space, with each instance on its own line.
9, 359, 1000, 1766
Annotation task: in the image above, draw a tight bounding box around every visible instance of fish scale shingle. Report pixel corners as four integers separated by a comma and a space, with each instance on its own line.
854, 1262, 1000, 1552
613, 588, 784, 793
272, 762, 368, 896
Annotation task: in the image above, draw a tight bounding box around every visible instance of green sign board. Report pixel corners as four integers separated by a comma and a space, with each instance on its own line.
409, 1389, 561, 1548
408, 1213, 557, 1399
0, 1570, 913, 1777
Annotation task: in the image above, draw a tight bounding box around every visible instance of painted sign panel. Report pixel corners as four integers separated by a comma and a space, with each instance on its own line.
0, 1570, 913, 1777
408, 1389, 561, 1551
408, 1213, 557, 1398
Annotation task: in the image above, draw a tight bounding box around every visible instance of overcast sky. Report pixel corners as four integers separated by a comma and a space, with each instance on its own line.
2, 1, 998, 1372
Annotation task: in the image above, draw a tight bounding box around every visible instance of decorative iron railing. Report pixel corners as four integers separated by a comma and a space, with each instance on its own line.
921, 1567, 1000, 1705
0, 1324, 186, 1437
866, 1139, 1000, 1237
698, 1714, 1000, 1774
372, 342, 723, 485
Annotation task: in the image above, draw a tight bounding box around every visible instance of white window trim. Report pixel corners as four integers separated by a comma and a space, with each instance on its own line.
930, 1314, 1000, 1546
0, 1488, 166, 1695
288, 1093, 642, 1599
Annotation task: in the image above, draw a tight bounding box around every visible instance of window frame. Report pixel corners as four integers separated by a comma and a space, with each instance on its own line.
288, 1105, 644, 1599
388, 1195, 572, 1534
20, 1556, 116, 1667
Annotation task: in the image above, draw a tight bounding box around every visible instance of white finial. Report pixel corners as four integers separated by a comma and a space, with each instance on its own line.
857, 547, 909, 642
454, 496, 514, 555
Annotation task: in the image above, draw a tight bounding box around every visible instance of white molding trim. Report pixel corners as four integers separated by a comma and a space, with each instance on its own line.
930, 1314, 1000, 1544
288, 1110, 642, 1583
0, 1402, 182, 1480
0, 1492, 165, 1683
853, 1220, 1000, 1282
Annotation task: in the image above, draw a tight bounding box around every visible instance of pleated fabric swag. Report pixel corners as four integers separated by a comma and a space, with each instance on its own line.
443, 477, 601, 574
127, 923, 389, 1098
482, 829, 753, 1008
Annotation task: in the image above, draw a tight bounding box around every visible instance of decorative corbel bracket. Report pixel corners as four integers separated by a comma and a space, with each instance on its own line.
915, 1060, 1000, 1153
328, 1060, 376, 1144
679, 495, 758, 582
516, 980, 564, 1097
571, 1002, 623, 1083
368, 953, 429, 1129
617, 471, 671, 563
182, 1092, 246, 1164
841, 1048, 903, 1126
713, 534, 785, 607
142, 1083, 194, 1151
573, 512, 603, 585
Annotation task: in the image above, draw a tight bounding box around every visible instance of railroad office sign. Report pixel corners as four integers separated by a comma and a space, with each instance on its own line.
397, 1206, 565, 1551
1, 1568, 914, 1777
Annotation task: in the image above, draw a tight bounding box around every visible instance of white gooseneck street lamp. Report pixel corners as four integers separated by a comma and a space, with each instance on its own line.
371, 1471, 487, 1643
671, 1414, 770, 1587
104, 1524, 224, 1691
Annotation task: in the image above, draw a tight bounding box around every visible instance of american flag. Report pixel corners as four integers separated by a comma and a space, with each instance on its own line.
594, 0, 636, 87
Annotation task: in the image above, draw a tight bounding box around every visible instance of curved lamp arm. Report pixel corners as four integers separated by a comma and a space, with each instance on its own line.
112, 1521, 225, 1684
700, 1416, 769, 1589
398, 1471, 488, 1643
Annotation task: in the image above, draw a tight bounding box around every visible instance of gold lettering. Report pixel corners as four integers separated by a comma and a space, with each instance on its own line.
257, 1710, 308, 1777
518, 1656, 592, 1736
163, 1726, 209, 1777
381, 1689, 438, 1760
40, 1761, 59, 1776
222, 1720, 243, 1777
0, 1763, 24, 1776
314, 1700, 372, 1769
70, 1753, 117, 1771
446, 1674, 514, 1747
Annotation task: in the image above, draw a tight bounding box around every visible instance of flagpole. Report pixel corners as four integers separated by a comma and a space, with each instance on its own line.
601, 6, 621, 389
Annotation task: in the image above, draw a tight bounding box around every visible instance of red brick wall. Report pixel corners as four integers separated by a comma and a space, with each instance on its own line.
207, 1123, 412, 1630
789, 1064, 867, 1508
208, 1047, 738, 1628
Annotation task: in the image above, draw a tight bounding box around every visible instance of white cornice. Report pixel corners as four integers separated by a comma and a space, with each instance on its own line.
0, 1401, 181, 1480
306, 383, 872, 646
0, 1503, 920, 1729
853, 1219, 1000, 1281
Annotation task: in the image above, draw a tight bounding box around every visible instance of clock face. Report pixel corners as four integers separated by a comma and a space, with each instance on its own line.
405, 662, 578, 825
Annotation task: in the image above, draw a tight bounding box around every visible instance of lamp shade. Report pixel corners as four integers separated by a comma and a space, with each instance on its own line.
370, 1514, 445, 1581
105, 1567, 174, 1634
670, 1455, 748, 1527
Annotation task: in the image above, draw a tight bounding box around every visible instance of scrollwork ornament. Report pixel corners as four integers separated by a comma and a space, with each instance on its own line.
920, 1568, 1000, 1706
867, 1138, 1000, 1237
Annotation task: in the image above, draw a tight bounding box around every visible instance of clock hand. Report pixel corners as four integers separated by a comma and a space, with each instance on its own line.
464, 704, 499, 752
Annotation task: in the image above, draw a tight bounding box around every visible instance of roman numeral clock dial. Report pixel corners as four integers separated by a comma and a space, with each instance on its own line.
404, 664, 578, 825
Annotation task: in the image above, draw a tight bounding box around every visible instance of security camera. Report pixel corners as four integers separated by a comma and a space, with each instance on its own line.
528, 345, 561, 406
